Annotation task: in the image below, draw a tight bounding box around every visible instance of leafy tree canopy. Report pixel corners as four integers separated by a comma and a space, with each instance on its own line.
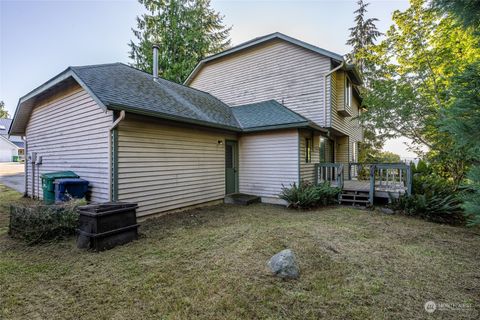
0, 101, 9, 119
361, 0, 479, 152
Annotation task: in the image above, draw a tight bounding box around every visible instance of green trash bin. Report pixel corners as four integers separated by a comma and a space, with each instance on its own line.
41, 171, 79, 204
12, 156, 19, 162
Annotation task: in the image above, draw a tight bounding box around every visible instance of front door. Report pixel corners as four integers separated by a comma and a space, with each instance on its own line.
225, 140, 238, 194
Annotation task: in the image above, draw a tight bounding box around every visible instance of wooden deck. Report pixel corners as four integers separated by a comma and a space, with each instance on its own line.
333, 179, 407, 198
343, 180, 370, 192
316, 163, 412, 203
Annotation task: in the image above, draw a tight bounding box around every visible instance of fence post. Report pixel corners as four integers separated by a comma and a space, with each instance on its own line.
369, 165, 376, 205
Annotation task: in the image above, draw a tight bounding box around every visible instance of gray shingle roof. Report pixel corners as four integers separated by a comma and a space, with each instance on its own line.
232, 100, 309, 131
0, 118, 12, 136
11, 63, 322, 135
71, 63, 241, 130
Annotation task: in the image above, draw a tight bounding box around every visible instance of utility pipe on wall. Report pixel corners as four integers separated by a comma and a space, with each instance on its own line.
323, 62, 344, 128
108, 110, 125, 201
152, 45, 159, 81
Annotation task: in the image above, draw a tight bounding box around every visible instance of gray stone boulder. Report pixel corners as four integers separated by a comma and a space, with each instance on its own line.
267, 249, 300, 279
381, 207, 395, 215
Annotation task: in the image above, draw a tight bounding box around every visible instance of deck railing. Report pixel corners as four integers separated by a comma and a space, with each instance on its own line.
317, 162, 412, 205
348, 162, 373, 180
368, 163, 412, 203
315, 163, 344, 189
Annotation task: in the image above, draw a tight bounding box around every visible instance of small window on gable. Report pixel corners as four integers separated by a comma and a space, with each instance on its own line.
305, 138, 312, 163
345, 76, 352, 108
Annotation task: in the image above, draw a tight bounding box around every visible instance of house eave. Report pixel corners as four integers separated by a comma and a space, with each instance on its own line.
106, 103, 242, 133
241, 121, 327, 133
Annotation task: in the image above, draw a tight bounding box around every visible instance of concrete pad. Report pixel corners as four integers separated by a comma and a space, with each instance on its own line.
0, 163, 25, 193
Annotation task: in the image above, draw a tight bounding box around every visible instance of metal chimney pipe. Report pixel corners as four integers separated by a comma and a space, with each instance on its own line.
152, 44, 159, 81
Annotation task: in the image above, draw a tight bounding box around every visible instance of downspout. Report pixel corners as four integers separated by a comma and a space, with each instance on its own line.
23, 138, 28, 197
108, 110, 125, 201
323, 62, 344, 128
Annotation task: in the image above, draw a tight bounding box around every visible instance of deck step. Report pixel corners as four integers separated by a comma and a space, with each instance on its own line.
339, 191, 371, 206
224, 193, 261, 206
339, 198, 369, 204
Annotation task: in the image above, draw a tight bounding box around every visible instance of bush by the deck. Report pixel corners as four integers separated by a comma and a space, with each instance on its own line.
280, 181, 340, 209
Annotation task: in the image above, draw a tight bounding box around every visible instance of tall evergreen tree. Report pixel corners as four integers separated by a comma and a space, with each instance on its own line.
129, 0, 231, 83
345, 0, 382, 73
346, 0, 383, 163
434, 0, 480, 225
433, 0, 480, 37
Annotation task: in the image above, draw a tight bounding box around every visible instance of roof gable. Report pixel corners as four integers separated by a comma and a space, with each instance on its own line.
185, 32, 345, 85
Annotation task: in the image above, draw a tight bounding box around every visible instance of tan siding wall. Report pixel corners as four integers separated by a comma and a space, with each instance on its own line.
238, 129, 299, 198
335, 136, 350, 177
25, 87, 113, 202
117, 119, 236, 217
331, 70, 363, 164
299, 129, 320, 183
190, 39, 331, 127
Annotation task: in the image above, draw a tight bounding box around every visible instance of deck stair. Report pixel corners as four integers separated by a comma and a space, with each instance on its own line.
224, 193, 261, 205
339, 190, 370, 206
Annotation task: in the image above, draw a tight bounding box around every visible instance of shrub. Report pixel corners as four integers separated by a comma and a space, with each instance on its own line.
9, 199, 86, 244
280, 181, 340, 209
390, 171, 464, 225
390, 193, 464, 225
316, 182, 342, 206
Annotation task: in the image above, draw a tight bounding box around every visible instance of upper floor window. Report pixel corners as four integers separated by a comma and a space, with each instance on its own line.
305, 138, 312, 163
345, 77, 352, 108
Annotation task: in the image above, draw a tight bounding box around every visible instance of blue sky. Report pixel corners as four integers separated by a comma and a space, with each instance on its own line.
0, 0, 413, 156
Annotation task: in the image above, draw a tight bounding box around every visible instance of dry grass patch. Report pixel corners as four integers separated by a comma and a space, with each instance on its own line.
0, 185, 479, 319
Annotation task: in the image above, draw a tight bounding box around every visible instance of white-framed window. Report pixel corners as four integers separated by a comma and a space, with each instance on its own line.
345, 76, 352, 108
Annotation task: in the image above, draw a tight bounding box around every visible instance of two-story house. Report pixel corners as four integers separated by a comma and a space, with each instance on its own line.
10, 33, 363, 217
186, 32, 363, 191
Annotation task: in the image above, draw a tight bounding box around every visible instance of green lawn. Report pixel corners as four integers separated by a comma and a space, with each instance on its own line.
0, 184, 479, 319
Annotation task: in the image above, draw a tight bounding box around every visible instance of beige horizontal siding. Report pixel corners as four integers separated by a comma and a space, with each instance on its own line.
117, 119, 236, 217
190, 39, 331, 127
25, 86, 113, 202
238, 129, 299, 198
299, 129, 320, 183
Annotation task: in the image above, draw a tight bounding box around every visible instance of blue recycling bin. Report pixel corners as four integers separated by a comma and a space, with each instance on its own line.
54, 178, 89, 203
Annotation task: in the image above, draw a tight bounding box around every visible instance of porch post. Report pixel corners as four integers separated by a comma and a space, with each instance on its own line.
369, 165, 376, 205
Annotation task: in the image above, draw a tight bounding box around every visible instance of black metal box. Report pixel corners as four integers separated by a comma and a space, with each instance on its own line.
76, 202, 139, 251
